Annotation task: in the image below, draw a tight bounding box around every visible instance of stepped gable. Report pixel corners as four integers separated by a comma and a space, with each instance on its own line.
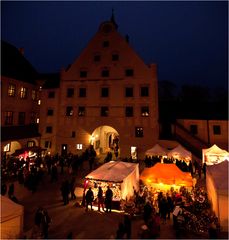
1, 40, 38, 84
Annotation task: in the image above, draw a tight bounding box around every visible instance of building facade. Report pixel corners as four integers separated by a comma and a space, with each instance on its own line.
39, 19, 159, 159
1, 41, 41, 158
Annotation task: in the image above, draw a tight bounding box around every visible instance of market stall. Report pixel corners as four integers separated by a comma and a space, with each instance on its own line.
202, 144, 229, 166
0, 195, 24, 239
84, 161, 139, 201
140, 163, 193, 192
167, 144, 192, 163
206, 161, 228, 231
145, 144, 167, 157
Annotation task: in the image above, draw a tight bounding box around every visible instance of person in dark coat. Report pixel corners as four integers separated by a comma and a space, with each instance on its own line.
51, 164, 58, 182
41, 209, 51, 239
202, 162, 207, 179
123, 214, 132, 239
105, 186, 113, 212
97, 186, 105, 211
85, 187, 94, 211
116, 222, 125, 239
34, 207, 43, 227
143, 201, 153, 224
69, 177, 76, 200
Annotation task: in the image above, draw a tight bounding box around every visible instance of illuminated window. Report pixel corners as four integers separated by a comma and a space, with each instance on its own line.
27, 141, 35, 147
135, 127, 143, 137
48, 91, 55, 98
125, 87, 133, 97
125, 69, 134, 77
78, 106, 85, 117
4, 111, 13, 125
101, 87, 109, 97
47, 109, 54, 116
76, 144, 83, 150
190, 125, 198, 135
67, 88, 74, 97
4, 143, 10, 152
8, 84, 16, 97
20, 87, 27, 99
32, 90, 37, 100
141, 106, 149, 117
101, 106, 109, 116
125, 107, 133, 117
141, 86, 149, 97
101, 69, 109, 77
79, 88, 86, 97
66, 106, 73, 116
36, 118, 40, 124
80, 71, 87, 78
213, 125, 221, 135
38, 100, 41, 105
18, 112, 26, 125
46, 126, 52, 133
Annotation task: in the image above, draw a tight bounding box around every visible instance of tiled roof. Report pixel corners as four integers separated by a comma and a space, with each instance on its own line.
1, 40, 39, 84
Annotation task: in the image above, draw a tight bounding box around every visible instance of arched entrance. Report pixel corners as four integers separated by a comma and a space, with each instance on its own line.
90, 125, 119, 157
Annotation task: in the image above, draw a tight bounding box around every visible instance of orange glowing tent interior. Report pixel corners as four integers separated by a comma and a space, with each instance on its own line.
140, 163, 193, 187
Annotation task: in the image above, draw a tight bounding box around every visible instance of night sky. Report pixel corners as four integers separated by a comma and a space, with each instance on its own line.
1, 1, 228, 89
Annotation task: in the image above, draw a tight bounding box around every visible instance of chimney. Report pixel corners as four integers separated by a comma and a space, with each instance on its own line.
18, 47, 24, 55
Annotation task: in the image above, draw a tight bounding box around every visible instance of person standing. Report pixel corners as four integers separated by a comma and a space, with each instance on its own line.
105, 186, 113, 212
85, 187, 94, 211
123, 214, 132, 239
69, 177, 76, 200
97, 186, 105, 211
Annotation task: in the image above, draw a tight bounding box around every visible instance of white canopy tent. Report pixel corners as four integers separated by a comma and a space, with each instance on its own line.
85, 161, 139, 200
0, 195, 24, 239
167, 144, 192, 162
202, 144, 229, 165
206, 161, 228, 231
145, 144, 167, 157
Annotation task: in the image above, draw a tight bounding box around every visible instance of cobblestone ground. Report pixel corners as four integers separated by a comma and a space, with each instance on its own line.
6, 162, 227, 239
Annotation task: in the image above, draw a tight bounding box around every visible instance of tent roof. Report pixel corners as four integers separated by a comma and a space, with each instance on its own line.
203, 144, 229, 156
167, 144, 192, 160
85, 161, 138, 183
0, 195, 24, 223
207, 161, 228, 194
140, 163, 193, 186
145, 144, 167, 156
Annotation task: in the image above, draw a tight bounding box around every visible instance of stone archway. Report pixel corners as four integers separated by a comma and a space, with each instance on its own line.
90, 125, 119, 157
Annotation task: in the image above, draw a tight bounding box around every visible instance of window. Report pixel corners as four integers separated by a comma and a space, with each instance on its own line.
66, 106, 73, 116
190, 125, 198, 135
79, 88, 86, 97
46, 126, 53, 133
18, 112, 26, 125
78, 106, 85, 117
31, 90, 37, 100
125, 107, 133, 117
48, 91, 55, 98
8, 84, 16, 97
101, 87, 109, 97
4, 111, 13, 125
4, 143, 10, 152
72, 131, 76, 138
103, 41, 109, 47
47, 109, 54, 116
67, 88, 74, 97
135, 127, 143, 137
213, 125, 221, 135
101, 107, 109, 117
125, 87, 133, 97
76, 144, 83, 150
101, 69, 109, 77
20, 87, 27, 99
125, 69, 134, 77
36, 118, 40, 124
31, 112, 36, 124
112, 54, 119, 61
141, 106, 149, 117
80, 71, 87, 78
27, 141, 35, 147
45, 141, 52, 148
141, 86, 149, 97
94, 55, 101, 62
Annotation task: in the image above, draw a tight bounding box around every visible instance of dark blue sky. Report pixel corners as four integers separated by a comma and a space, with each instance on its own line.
1, 1, 228, 89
